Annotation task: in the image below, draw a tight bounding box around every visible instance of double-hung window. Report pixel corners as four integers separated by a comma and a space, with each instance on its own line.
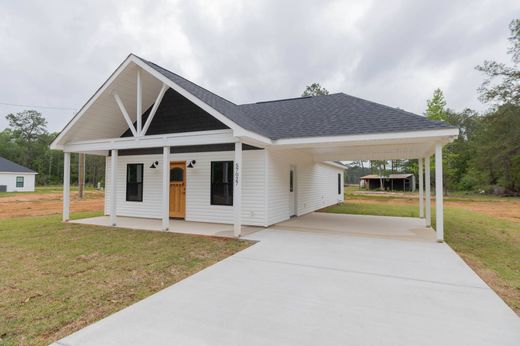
16, 176, 24, 188
211, 161, 233, 206
126, 164, 143, 202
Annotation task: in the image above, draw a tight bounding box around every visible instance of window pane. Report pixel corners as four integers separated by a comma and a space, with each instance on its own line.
338, 173, 341, 194
290, 170, 294, 192
126, 164, 143, 201
211, 161, 233, 206
16, 176, 24, 188
170, 167, 184, 182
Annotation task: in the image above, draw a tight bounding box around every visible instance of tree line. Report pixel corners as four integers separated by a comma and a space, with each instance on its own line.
0, 110, 105, 186
344, 19, 520, 195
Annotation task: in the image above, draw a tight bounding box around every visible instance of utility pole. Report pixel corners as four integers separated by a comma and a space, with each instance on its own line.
78, 153, 85, 198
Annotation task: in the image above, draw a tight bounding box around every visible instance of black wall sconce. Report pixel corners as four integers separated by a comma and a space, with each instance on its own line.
150, 161, 159, 169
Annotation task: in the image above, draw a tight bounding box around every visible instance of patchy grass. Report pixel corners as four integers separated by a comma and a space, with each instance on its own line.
0, 212, 251, 345
321, 197, 520, 316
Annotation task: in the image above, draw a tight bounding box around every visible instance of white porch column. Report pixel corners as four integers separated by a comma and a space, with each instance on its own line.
435, 143, 444, 242
110, 149, 118, 226
63, 152, 71, 221
233, 142, 242, 237
425, 155, 432, 227
418, 157, 424, 218
162, 146, 170, 231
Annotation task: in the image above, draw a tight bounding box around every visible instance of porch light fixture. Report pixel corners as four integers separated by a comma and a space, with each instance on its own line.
150, 161, 159, 169
187, 160, 197, 168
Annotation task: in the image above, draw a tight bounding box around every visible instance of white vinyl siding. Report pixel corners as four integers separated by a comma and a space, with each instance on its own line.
265, 149, 344, 225
105, 150, 266, 226
0, 173, 36, 192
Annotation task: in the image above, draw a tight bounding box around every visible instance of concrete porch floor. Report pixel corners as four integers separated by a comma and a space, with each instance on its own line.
70, 213, 436, 242
70, 216, 261, 238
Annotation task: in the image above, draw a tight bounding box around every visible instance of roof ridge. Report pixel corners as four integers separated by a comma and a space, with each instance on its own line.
239, 92, 342, 106
136, 56, 239, 107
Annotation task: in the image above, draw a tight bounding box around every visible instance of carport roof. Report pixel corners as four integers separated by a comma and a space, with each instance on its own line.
141, 55, 455, 140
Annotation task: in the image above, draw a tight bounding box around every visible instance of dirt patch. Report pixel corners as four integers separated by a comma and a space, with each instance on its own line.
0, 191, 104, 219
346, 197, 520, 223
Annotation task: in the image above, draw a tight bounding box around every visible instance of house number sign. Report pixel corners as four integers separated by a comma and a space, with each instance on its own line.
235, 163, 240, 186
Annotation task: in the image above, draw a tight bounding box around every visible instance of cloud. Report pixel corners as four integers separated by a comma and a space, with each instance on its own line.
0, 0, 518, 132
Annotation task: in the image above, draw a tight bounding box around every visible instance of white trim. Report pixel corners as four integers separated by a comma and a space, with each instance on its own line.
63, 152, 70, 222
435, 143, 444, 242
162, 146, 170, 230
62, 129, 235, 152
142, 83, 168, 136
272, 128, 459, 146
110, 149, 118, 226
418, 158, 424, 218
51, 57, 134, 150
425, 155, 431, 227
322, 161, 347, 170
234, 142, 242, 236
136, 68, 142, 135
113, 92, 137, 137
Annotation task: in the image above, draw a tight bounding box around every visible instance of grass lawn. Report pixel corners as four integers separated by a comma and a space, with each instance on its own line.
321, 189, 520, 316
0, 212, 251, 345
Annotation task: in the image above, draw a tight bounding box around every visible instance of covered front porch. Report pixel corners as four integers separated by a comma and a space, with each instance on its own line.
70, 215, 261, 238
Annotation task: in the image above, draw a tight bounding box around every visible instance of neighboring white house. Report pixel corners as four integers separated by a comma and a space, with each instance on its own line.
50, 54, 458, 241
0, 156, 37, 192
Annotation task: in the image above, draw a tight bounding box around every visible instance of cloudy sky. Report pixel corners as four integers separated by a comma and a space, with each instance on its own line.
0, 0, 518, 132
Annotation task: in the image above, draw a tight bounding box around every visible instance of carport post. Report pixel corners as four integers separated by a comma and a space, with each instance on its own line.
162, 146, 170, 231
418, 158, 424, 218
425, 156, 431, 227
63, 152, 70, 222
233, 142, 242, 237
110, 149, 118, 226
435, 144, 444, 242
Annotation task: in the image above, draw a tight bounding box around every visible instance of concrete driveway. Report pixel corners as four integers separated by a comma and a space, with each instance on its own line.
54, 213, 520, 346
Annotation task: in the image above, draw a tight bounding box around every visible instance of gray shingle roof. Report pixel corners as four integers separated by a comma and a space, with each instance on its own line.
0, 156, 36, 173
138, 55, 455, 140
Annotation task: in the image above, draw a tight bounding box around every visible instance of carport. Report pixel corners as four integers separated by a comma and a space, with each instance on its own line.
270, 128, 458, 241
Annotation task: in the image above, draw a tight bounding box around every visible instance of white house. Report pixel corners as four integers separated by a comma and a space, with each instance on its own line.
50, 54, 458, 240
0, 156, 37, 192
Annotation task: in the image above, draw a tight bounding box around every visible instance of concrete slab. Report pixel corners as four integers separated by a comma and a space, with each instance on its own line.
54, 214, 520, 346
275, 212, 436, 242
70, 216, 261, 238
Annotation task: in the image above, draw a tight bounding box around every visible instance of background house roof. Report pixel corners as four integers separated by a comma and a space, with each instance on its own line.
0, 156, 36, 173
139, 55, 455, 140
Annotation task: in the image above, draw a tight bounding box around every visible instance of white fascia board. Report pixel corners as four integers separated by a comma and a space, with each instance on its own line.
0, 171, 38, 175
50, 56, 135, 150
63, 129, 235, 152
130, 55, 272, 146
322, 161, 347, 170
272, 128, 459, 147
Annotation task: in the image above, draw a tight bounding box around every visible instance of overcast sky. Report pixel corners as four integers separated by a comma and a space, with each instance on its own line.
0, 0, 518, 132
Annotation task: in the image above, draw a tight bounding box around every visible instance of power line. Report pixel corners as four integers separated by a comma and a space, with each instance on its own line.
0, 101, 76, 111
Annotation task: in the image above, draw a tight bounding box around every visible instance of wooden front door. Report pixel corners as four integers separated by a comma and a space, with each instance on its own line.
169, 162, 186, 218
